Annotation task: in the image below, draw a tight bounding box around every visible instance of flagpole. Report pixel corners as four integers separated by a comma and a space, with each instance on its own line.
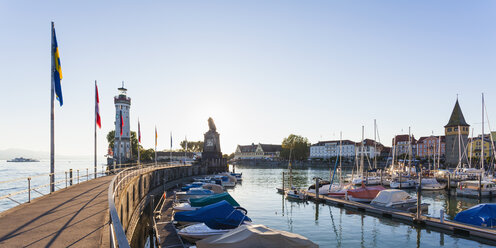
94, 80, 97, 178
138, 119, 140, 168
50, 22, 55, 193
155, 126, 157, 167
170, 132, 172, 164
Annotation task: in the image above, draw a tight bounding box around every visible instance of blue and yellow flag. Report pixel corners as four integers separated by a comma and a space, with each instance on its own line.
52, 22, 63, 106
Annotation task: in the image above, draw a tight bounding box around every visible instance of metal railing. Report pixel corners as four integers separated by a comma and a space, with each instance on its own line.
108, 162, 188, 248
0, 166, 110, 210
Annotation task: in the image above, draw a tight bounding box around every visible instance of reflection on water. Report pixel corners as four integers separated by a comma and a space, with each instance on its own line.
227, 164, 496, 248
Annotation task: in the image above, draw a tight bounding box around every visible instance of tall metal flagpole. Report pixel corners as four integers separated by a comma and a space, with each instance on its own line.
170, 132, 172, 164
138, 119, 140, 168
50, 22, 55, 193
94, 80, 97, 178
155, 126, 157, 167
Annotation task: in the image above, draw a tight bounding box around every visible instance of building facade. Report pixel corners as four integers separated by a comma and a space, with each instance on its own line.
355, 139, 383, 159
467, 136, 493, 160
444, 100, 470, 167
416, 136, 446, 158
234, 143, 282, 160
309, 140, 356, 159
114, 85, 131, 162
393, 134, 417, 157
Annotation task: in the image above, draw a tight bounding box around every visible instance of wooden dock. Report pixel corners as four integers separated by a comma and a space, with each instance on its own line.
154, 190, 185, 248
304, 191, 496, 244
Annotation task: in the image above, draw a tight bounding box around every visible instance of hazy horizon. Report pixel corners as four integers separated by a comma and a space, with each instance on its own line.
1, 1, 495, 155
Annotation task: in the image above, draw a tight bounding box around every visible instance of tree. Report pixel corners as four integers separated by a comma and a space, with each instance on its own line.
106, 130, 141, 159
139, 148, 155, 161
223, 153, 235, 160
179, 140, 204, 152
280, 134, 310, 161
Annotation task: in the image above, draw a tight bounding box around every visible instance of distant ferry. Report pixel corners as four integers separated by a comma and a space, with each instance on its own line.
7, 157, 40, 162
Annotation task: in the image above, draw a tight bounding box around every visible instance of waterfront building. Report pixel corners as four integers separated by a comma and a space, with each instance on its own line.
467, 136, 493, 161
234, 143, 282, 160
444, 99, 470, 167
355, 139, 384, 158
114, 85, 131, 162
309, 140, 356, 159
392, 134, 417, 157
156, 151, 200, 161
416, 135, 446, 158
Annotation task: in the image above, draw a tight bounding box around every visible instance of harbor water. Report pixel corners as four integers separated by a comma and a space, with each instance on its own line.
225, 164, 496, 248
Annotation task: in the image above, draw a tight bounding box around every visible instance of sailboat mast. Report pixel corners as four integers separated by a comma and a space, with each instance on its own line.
481, 93, 485, 171
408, 127, 412, 173
458, 125, 462, 168
374, 119, 377, 169
437, 135, 441, 170
470, 128, 474, 168
339, 131, 342, 183
361, 126, 364, 178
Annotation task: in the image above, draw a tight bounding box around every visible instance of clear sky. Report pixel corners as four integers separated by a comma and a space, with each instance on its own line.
0, 1, 495, 156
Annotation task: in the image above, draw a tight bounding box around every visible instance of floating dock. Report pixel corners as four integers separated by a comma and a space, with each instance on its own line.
154, 190, 185, 248
302, 191, 496, 243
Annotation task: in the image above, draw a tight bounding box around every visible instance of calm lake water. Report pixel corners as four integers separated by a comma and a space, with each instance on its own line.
225, 164, 496, 248
0, 159, 107, 212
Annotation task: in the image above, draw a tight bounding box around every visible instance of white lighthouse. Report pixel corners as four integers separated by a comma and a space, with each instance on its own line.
114, 83, 131, 163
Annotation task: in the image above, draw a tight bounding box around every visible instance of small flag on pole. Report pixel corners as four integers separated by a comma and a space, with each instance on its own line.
52, 24, 63, 106
138, 119, 141, 143
170, 132, 173, 149
119, 110, 124, 136
155, 126, 158, 147
95, 82, 101, 128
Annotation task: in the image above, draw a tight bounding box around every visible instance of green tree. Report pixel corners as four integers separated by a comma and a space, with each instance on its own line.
280, 134, 310, 161
179, 140, 204, 152
139, 148, 155, 161
106, 130, 141, 159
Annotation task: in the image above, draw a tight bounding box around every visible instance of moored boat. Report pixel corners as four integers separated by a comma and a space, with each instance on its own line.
346, 185, 386, 203
456, 180, 496, 198
421, 178, 446, 190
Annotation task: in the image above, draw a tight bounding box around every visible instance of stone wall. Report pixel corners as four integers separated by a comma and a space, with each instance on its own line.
113, 164, 212, 241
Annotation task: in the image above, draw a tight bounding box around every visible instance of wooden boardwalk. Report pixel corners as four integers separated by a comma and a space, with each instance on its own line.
155, 190, 184, 248
0, 176, 112, 247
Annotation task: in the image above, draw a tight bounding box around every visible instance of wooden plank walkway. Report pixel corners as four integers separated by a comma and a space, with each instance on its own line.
0, 176, 112, 247
155, 190, 184, 248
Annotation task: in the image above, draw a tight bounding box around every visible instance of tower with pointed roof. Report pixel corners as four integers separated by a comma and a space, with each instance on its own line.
444, 99, 469, 167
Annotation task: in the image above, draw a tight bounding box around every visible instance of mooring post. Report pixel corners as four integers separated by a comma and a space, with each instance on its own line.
416, 170, 422, 221
380, 169, 383, 185
399, 173, 402, 189
27, 177, 31, 203
65, 171, 67, 188
233, 164, 235, 173
69, 169, 73, 186
86, 168, 89, 181
447, 173, 451, 196
77, 169, 80, 184
366, 170, 369, 186
315, 177, 320, 200
440, 209, 444, 223
479, 172, 482, 200
282, 172, 285, 192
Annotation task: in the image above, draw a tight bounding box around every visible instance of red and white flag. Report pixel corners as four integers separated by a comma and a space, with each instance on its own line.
138, 119, 141, 143
95, 82, 101, 128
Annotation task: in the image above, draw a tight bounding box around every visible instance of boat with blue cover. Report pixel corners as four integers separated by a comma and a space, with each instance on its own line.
174, 192, 240, 212
455, 203, 496, 228
174, 200, 251, 228
175, 188, 214, 201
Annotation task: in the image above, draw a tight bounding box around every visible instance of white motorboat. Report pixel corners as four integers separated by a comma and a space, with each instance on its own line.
175, 188, 215, 201
202, 183, 224, 193
456, 180, 496, 198
178, 223, 231, 243
173, 202, 199, 212
389, 178, 417, 189
351, 176, 381, 186
285, 188, 306, 200
371, 189, 417, 209
421, 178, 446, 190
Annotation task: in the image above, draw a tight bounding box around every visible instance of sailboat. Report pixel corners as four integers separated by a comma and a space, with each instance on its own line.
285, 147, 307, 200
347, 126, 385, 203
326, 132, 356, 198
